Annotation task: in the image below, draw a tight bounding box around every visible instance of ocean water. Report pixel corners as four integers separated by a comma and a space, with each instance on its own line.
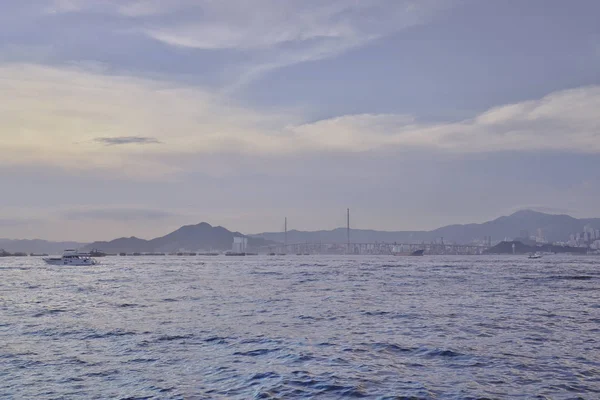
1, 255, 599, 399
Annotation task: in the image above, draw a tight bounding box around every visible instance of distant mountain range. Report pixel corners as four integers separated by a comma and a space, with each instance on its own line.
252, 210, 600, 245
80, 222, 272, 254
2, 210, 599, 254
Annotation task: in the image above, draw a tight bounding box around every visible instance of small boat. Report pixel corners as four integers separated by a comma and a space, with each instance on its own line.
528, 253, 542, 259
43, 250, 98, 266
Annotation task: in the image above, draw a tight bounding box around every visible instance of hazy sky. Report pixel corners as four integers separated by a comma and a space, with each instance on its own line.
1, 0, 599, 241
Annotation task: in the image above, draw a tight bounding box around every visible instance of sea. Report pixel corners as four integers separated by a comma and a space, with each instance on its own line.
1, 255, 599, 399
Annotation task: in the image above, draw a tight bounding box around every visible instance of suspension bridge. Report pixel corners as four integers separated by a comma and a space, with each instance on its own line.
256, 209, 491, 255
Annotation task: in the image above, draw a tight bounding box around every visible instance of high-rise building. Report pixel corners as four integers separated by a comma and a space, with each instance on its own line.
536, 228, 545, 243
568, 234, 577, 246
232, 237, 248, 253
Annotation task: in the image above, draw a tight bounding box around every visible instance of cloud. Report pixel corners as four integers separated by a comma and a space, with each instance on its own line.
116, 0, 185, 17
46, 0, 193, 16
148, 0, 453, 86
142, 1, 365, 50
0, 218, 38, 227
63, 207, 178, 221
46, 0, 85, 13
145, 1, 451, 48
41, 0, 454, 85
95, 136, 162, 146
0, 63, 290, 177
291, 86, 600, 153
1, 63, 599, 181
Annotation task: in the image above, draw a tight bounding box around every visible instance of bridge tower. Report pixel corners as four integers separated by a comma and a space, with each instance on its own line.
347, 208, 350, 254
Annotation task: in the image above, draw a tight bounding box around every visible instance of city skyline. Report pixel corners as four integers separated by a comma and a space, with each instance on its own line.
1, 1, 600, 241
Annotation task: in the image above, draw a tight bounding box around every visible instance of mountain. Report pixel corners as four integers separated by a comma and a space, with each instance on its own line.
3, 210, 598, 253
0, 239, 87, 255
252, 210, 600, 245
430, 210, 600, 243
82, 236, 154, 254
82, 222, 272, 253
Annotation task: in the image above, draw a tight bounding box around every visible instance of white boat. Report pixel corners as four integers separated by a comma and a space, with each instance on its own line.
528, 253, 542, 259
43, 250, 98, 266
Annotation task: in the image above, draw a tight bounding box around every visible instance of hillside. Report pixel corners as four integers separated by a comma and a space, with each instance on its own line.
82, 222, 272, 253
253, 210, 600, 245
431, 210, 599, 243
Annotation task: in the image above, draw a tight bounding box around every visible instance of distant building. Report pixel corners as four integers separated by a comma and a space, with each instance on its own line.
232, 237, 248, 253
535, 228, 546, 243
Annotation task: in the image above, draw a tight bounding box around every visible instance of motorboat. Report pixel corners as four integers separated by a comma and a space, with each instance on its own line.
528, 253, 543, 259
43, 250, 98, 266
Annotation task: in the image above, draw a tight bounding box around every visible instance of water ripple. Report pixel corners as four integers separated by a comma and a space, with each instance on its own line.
1, 255, 599, 398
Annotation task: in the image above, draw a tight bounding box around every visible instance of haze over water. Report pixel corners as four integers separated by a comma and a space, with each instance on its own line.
1, 255, 599, 399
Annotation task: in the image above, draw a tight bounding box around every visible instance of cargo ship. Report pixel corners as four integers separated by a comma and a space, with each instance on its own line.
392, 249, 425, 256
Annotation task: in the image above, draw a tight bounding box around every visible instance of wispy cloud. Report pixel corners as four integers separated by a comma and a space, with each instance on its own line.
42, 0, 454, 86
95, 136, 162, 146
1, 64, 599, 180
150, 0, 453, 86
291, 86, 600, 153
0, 218, 37, 227
63, 207, 177, 221
45, 0, 166, 15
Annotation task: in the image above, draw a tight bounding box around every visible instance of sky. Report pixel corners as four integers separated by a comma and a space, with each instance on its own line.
1, 0, 599, 242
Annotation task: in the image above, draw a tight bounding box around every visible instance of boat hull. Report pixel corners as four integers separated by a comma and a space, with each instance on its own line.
393, 249, 425, 256
43, 258, 98, 266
